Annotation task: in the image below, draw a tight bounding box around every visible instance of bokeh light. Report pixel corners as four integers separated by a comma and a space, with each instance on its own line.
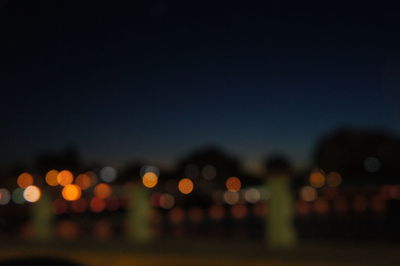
178, 178, 194, 194
188, 207, 204, 223
223, 191, 239, 205
333, 195, 349, 213
326, 171, 342, 187
57, 170, 74, 186
52, 199, 68, 215
71, 198, 88, 213
201, 165, 216, 180
100, 166, 117, 183
23, 185, 41, 203
231, 204, 247, 219
12, 188, 25, 204
313, 198, 329, 214
62, 184, 82, 201
169, 207, 185, 224
94, 183, 112, 199
225, 177, 241, 192
300, 186, 317, 202
364, 157, 381, 173
159, 193, 175, 209
142, 172, 158, 188
17, 172, 33, 188
244, 188, 261, 203
309, 170, 325, 188
90, 197, 106, 213
0, 188, 11, 205
75, 173, 92, 190
353, 195, 368, 213
45, 170, 59, 186
209, 204, 225, 220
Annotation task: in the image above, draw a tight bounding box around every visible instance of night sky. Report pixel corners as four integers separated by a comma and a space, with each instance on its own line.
1, 1, 400, 171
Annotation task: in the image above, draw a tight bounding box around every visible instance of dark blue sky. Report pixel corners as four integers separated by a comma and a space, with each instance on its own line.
1, 0, 400, 171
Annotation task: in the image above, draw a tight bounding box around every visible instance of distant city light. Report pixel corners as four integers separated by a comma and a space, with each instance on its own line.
231, 204, 247, 219
12, 188, 25, 204
71, 198, 88, 213
100, 166, 117, 183
45, 170, 59, 186
90, 197, 106, 213
57, 170, 74, 186
364, 157, 381, 173
225, 177, 241, 192
201, 165, 216, 180
244, 188, 261, 203
142, 172, 158, 188
223, 191, 239, 205
296, 200, 311, 216
94, 183, 112, 199
75, 173, 92, 190
52, 199, 68, 215
23, 185, 41, 203
62, 184, 81, 201
313, 198, 329, 214
0, 188, 10, 205
326, 171, 342, 187
169, 207, 185, 224
300, 186, 317, 202
159, 193, 175, 209
309, 169, 325, 188
17, 172, 33, 189
333, 195, 348, 213
178, 178, 194, 194
188, 207, 204, 223
208, 204, 225, 220
353, 195, 368, 213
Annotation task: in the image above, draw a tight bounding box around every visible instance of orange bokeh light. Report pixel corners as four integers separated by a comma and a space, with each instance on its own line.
17, 172, 33, 188
45, 170, 59, 186
142, 172, 158, 188
178, 178, 194, 195
309, 170, 325, 188
62, 184, 81, 201
57, 170, 74, 186
94, 183, 112, 199
225, 177, 241, 192
75, 174, 92, 190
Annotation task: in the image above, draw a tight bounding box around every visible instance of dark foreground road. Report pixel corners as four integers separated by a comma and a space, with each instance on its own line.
0, 239, 398, 265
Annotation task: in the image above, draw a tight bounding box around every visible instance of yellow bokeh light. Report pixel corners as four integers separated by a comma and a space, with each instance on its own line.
225, 177, 241, 192
75, 174, 92, 190
178, 178, 194, 195
326, 171, 342, 187
17, 172, 33, 188
45, 170, 59, 186
94, 183, 112, 199
309, 170, 325, 188
23, 185, 41, 203
62, 184, 81, 201
57, 170, 74, 186
142, 172, 158, 188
